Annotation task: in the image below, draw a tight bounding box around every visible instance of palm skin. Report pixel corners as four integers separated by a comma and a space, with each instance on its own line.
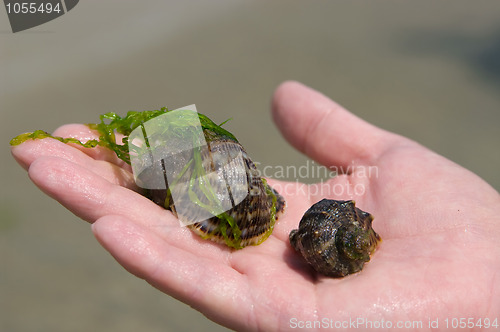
12, 81, 500, 331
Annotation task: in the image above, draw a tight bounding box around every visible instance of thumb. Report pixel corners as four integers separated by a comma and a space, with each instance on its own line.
271, 81, 397, 170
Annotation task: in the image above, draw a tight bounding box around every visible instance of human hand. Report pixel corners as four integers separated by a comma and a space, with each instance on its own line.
11, 81, 500, 331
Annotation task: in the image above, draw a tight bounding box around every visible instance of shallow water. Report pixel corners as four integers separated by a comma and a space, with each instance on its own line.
2, 1, 499, 331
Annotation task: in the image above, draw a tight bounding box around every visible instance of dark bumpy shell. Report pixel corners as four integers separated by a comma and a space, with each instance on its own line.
289, 199, 381, 277
142, 134, 285, 249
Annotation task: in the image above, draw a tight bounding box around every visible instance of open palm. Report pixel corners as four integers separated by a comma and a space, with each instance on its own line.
12, 81, 500, 331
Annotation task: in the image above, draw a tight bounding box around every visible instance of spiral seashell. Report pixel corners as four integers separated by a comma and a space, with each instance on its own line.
133, 109, 285, 249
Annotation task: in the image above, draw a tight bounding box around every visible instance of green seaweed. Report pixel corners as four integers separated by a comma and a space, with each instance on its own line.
257, 178, 278, 245
10, 129, 99, 148
10, 107, 237, 165
9, 107, 277, 250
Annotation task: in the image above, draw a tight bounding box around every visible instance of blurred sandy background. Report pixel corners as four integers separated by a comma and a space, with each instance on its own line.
1, 1, 499, 331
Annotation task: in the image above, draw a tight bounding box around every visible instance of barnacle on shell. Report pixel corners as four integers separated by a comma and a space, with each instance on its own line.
289, 199, 380, 277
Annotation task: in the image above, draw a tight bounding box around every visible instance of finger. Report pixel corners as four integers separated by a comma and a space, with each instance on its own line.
27, 156, 166, 223
27, 155, 235, 258
53, 124, 129, 169
11, 137, 136, 189
271, 81, 400, 169
92, 215, 252, 330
